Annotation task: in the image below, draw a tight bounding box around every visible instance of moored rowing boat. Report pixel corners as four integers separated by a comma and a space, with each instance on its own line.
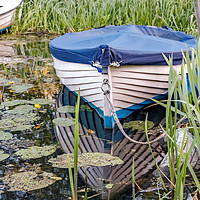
0, 0, 23, 33
50, 25, 197, 128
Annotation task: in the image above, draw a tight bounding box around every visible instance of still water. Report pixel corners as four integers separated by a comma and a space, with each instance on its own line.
0, 34, 195, 200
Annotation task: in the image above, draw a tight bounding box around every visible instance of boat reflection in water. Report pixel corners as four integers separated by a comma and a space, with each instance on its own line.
55, 86, 167, 199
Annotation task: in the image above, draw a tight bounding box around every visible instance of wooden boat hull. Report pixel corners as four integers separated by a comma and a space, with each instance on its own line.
0, 0, 23, 33
53, 56, 181, 128
55, 86, 167, 198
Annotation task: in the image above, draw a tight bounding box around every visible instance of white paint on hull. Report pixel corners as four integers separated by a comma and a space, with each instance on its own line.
53, 57, 106, 110
0, 0, 23, 30
53, 57, 182, 113
108, 64, 182, 111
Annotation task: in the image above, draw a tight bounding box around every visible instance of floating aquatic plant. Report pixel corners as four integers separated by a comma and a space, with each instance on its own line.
80, 105, 92, 112
4, 105, 35, 115
57, 106, 75, 113
9, 84, 33, 93
0, 112, 39, 132
0, 151, 9, 162
57, 105, 93, 114
0, 131, 13, 141
15, 145, 57, 159
52, 118, 75, 127
49, 152, 123, 168
1, 100, 28, 107
123, 120, 154, 131
105, 184, 113, 189
0, 78, 21, 87
28, 98, 55, 105
1, 171, 61, 191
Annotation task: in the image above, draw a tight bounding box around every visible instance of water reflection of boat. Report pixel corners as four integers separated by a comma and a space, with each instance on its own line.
55, 86, 166, 199
50, 25, 197, 128
0, 0, 23, 33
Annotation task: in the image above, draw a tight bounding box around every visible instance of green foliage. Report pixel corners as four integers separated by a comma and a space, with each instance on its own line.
123, 120, 154, 131
0, 131, 13, 141
57, 105, 75, 113
1, 171, 61, 191
49, 152, 123, 168
15, 145, 57, 159
12, 0, 197, 36
52, 118, 75, 127
0, 151, 9, 162
9, 84, 33, 93
27, 98, 55, 105
153, 42, 200, 198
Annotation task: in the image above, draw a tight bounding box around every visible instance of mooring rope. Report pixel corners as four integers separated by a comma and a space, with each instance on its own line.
102, 79, 165, 145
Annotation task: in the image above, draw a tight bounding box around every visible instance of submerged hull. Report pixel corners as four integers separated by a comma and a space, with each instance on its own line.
55, 87, 167, 198
53, 56, 181, 127
0, 0, 23, 33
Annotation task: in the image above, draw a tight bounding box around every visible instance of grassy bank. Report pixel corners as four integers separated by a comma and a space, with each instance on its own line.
12, 0, 196, 35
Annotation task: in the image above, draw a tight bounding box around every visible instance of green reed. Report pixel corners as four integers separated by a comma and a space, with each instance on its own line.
68, 89, 80, 200
152, 45, 200, 199
12, 0, 196, 36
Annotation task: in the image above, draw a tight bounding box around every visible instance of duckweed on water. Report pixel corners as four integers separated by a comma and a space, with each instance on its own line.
0, 131, 13, 141
15, 145, 57, 159
1, 171, 61, 192
49, 152, 123, 168
0, 150, 9, 162
52, 117, 75, 127
123, 120, 154, 131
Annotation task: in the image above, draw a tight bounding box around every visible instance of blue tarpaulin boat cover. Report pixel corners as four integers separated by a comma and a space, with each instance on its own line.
50, 25, 197, 67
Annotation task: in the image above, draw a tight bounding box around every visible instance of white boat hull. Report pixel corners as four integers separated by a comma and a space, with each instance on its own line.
53, 56, 182, 127
0, 0, 23, 32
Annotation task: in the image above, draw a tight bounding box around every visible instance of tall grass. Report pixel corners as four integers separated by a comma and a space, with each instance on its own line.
152, 45, 200, 198
12, 0, 197, 36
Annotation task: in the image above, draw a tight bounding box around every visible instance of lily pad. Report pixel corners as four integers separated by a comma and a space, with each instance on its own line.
27, 98, 55, 105
4, 105, 35, 115
123, 120, 154, 131
80, 105, 93, 112
1, 100, 27, 107
57, 106, 75, 113
0, 105, 4, 110
15, 145, 57, 159
49, 152, 123, 168
0, 112, 39, 131
0, 131, 13, 140
52, 118, 75, 127
0, 151, 9, 162
9, 84, 33, 93
0, 77, 22, 86
1, 171, 61, 191
105, 184, 113, 189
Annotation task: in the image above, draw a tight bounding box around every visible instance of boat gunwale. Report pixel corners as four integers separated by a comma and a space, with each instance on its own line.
0, 0, 23, 16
